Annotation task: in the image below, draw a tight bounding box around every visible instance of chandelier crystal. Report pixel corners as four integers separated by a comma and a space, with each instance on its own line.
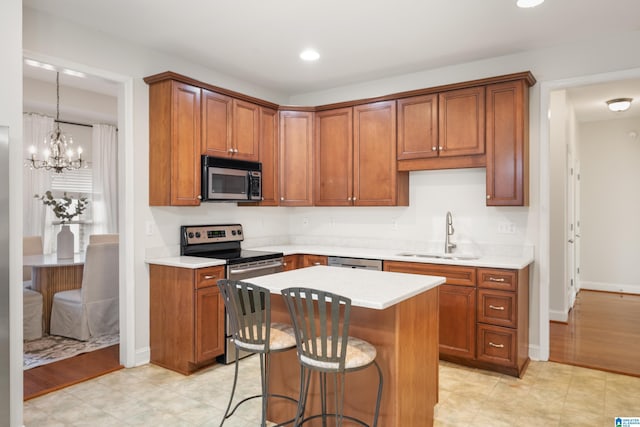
27, 72, 84, 173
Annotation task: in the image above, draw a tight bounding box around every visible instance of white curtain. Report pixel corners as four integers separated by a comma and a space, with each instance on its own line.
92, 124, 118, 234
23, 113, 54, 253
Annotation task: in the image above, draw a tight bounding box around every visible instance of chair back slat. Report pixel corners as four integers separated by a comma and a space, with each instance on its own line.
281, 287, 352, 372
218, 280, 270, 350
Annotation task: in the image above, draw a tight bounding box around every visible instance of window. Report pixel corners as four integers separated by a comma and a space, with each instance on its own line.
49, 168, 93, 252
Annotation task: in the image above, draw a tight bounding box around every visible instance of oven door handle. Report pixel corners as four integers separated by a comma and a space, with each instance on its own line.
229, 262, 283, 275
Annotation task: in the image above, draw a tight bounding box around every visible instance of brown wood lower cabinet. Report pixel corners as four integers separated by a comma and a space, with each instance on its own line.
302, 254, 328, 267
283, 254, 302, 271
149, 264, 225, 375
384, 260, 530, 377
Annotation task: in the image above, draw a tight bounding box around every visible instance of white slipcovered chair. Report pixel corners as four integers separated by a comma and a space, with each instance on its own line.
50, 242, 119, 341
89, 234, 119, 244
23, 288, 43, 340
23, 235, 43, 289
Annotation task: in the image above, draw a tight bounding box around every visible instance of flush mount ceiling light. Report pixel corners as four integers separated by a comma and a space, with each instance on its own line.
516, 0, 545, 8
606, 98, 633, 112
299, 49, 320, 61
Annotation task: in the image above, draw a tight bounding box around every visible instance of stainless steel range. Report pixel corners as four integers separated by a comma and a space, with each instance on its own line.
180, 224, 284, 364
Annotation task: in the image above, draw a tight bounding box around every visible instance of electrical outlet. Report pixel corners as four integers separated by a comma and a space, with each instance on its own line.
302, 217, 309, 226
497, 222, 516, 234
391, 217, 398, 230
145, 221, 154, 236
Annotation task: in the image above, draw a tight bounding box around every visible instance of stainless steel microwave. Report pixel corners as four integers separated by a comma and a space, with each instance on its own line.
201, 156, 262, 202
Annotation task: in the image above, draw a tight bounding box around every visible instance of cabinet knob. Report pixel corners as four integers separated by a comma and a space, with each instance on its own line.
228, 148, 234, 153
487, 195, 491, 199
347, 197, 352, 201
280, 197, 284, 201
197, 195, 202, 200
439, 146, 443, 150
432, 147, 437, 151
353, 197, 357, 201
233, 148, 239, 153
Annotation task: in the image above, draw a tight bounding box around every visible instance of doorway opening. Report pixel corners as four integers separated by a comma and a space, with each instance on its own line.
21, 55, 133, 398
546, 75, 640, 376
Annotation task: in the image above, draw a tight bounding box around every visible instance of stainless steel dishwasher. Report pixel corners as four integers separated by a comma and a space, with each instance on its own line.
327, 256, 383, 271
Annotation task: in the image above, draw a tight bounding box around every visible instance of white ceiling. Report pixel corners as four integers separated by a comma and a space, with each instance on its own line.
23, 0, 640, 121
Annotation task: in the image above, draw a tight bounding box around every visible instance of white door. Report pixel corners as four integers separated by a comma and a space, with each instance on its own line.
567, 148, 577, 309
574, 161, 582, 295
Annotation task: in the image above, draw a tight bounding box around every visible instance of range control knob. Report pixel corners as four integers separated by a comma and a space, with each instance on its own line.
188, 232, 194, 238
231, 230, 237, 236
195, 232, 201, 238
237, 229, 242, 235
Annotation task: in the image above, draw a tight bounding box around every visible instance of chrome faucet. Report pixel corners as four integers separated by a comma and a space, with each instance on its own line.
445, 211, 456, 254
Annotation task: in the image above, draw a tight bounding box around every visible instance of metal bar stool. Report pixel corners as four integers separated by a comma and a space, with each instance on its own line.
218, 280, 298, 427
281, 287, 383, 427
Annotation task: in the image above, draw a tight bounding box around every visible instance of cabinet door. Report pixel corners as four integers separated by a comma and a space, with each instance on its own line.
258, 107, 279, 206
439, 284, 476, 359
195, 286, 225, 363
303, 254, 328, 267
438, 87, 485, 157
283, 254, 302, 271
486, 80, 528, 206
354, 100, 405, 206
397, 94, 438, 160
201, 89, 232, 157
314, 108, 353, 206
168, 82, 202, 206
232, 99, 260, 161
279, 111, 313, 206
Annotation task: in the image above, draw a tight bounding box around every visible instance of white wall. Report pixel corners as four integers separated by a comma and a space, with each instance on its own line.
548, 90, 569, 320
579, 117, 640, 293
1, 0, 23, 425
18, 3, 640, 389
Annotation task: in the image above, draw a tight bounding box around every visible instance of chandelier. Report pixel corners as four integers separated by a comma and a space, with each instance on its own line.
27, 72, 84, 173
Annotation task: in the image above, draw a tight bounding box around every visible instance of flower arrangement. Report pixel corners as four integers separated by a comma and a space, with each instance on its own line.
34, 191, 89, 224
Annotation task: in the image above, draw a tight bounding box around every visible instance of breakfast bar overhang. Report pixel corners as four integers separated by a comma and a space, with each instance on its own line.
248, 265, 445, 427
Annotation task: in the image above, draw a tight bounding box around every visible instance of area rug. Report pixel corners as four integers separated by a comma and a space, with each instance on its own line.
23, 333, 119, 370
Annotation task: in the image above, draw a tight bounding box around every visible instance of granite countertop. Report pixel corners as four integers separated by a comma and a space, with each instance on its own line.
248, 265, 445, 310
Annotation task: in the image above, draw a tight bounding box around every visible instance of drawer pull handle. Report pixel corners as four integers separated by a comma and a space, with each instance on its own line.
489, 342, 504, 348
488, 277, 506, 282
203, 275, 217, 280
313, 262, 322, 266
489, 305, 505, 311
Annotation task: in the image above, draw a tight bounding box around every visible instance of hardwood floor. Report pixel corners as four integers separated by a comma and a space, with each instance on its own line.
550, 290, 640, 377
24, 345, 122, 401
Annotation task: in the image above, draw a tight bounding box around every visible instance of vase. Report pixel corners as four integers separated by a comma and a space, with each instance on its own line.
57, 225, 74, 259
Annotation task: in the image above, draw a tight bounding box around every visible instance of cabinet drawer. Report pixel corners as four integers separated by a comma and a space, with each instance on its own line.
477, 324, 517, 367
477, 268, 517, 291
384, 261, 476, 287
477, 289, 516, 327
195, 266, 225, 289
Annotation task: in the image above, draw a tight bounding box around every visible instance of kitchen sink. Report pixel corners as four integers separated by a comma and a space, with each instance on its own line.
395, 252, 479, 261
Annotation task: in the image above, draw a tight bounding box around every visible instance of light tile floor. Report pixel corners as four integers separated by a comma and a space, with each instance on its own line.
24, 357, 640, 426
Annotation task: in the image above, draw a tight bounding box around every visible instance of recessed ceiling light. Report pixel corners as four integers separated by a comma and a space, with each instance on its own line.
300, 49, 320, 61
516, 0, 545, 8
606, 98, 633, 112
63, 69, 86, 78
24, 59, 56, 71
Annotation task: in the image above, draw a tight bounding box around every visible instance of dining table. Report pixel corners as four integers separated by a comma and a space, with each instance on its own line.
23, 252, 85, 333
248, 265, 445, 427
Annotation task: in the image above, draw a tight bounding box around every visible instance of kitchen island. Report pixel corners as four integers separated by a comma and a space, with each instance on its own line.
248, 265, 445, 427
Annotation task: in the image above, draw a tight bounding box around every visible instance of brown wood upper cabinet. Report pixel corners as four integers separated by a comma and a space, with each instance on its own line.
279, 110, 314, 206
148, 80, 202, 206
354, 101, 408, 206
485, 80, 529, 206
202, 89, 260, 161
315, 102, 408, 206
314, 107, 353, 206
439, 86, 486, 157
257, 107, 279, 205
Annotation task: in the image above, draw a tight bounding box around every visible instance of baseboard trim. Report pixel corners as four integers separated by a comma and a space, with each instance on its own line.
581, 281, 640, 295
549, 309, 568, 322
134, 346, 150, 367
529, 344, 543, 361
